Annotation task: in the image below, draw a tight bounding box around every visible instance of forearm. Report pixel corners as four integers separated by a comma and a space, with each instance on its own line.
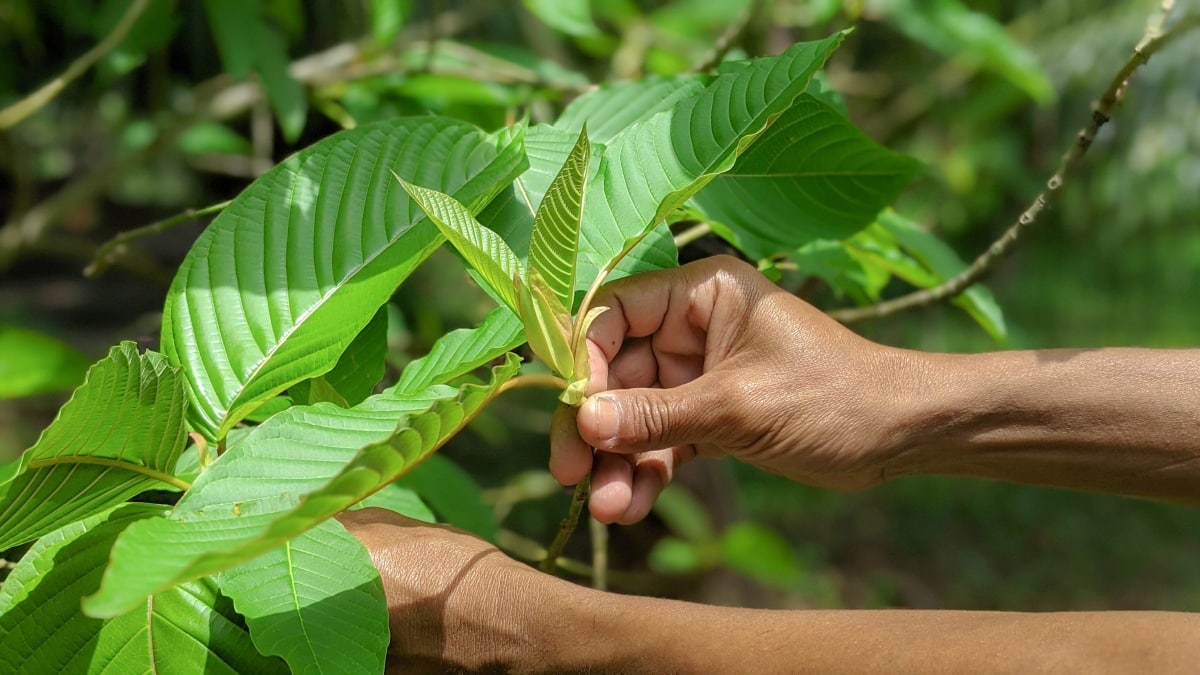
554, 589, 1200, 673
888, 348, 1200, 503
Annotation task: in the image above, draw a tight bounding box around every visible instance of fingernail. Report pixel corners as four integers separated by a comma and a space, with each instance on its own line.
590, 395, 619, 446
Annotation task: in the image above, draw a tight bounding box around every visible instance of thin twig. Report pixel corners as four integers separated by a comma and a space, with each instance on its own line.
85, 200, 231, 278
589, 515, 608, 591
829, 10, 1200, 324
673, 222, 713, 248
687, 0, 765, 74
0, 0, 150, 129
541, 475, 590, 573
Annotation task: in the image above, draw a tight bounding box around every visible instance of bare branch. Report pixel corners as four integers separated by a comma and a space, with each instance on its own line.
829, 10, 1200, 325
85, 200, 232, 278
0, 0, 150, 130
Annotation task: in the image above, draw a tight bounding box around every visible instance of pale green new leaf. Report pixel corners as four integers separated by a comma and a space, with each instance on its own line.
163, 118, 525, 441
0, 342, 187, 551
693, 93, 922, 259
390, 306, 524, 395
528, 126, 591, 306
516, 268, 575, 378
218, 519, 388, 674
577, 33, 846, 290
84, 355, 522, 618
0, 503, 285, 674
397, 177, 526, 313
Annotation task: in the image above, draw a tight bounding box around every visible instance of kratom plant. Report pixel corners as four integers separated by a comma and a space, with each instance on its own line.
0, 32, 1014, 672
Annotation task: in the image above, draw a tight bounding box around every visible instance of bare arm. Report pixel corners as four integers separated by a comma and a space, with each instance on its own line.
549, 256, 1200, 521
341, 509, 1200, 674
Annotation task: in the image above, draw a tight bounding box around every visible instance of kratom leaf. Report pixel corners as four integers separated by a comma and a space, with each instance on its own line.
218, 519, 388, 675
693, 93, 922, 259
397, 177, 526, 313
350, 482, 436, 522
84, 355, 522, 618
288, 375, 349, 407
528, 126, 591, 306
561, 305, 607, 406
389, 305, 524, 395
577, 34, 846, 290
321, 306, 388, 406
0, 326, 90, 399
163, 118, 525, 441
877, 211, 1007, 340
555, 76, 708, 145
516, 268, 575, 378
0, 342, 188, 551
0, 503, 285, 674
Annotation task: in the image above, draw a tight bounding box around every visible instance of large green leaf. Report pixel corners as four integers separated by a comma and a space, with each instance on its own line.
389, 305, 524, 395
218, 519, 388, 674
576, 34, 846, 288
555, 76, 708, 145
163, 118, 525, 441
396, 177, 525, 312
293, 306, 388, 407
84, 355, 522, 618
0, 342, 187, 551
0, 504, 285, 674
693, 93, 922, 259
528, 126, 591, 306
0, 325, 90, 399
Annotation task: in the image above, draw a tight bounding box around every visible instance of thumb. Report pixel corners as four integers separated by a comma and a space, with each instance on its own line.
577, 382, 721, 453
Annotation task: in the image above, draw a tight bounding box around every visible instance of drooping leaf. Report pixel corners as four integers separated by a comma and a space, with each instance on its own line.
397, 177, 526, 313
528, 126, 591, 306
0, 503, 285, 674
389, 305, 524, 395
693, 93, 922, 259
84, 355, 522, 618
288, 375, 350, 407
0, 326, 90, 399
876, 210, 1007, 340
218, 519, 388, 675
394, 453, 496, 541
163, 118, 525, 441
0, 342, 188, 551
522, 0, 600, 37
577, 33, 847, 289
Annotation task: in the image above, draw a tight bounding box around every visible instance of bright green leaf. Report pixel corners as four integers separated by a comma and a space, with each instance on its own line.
0, 504, 285, 674
321, 306, 388, 406
529, 126, 591, 306
84, 355, 521, 618
522, 0, 600, 37
390, 305, 524, 395
218, 519, 388, 674
719, 521, 801, 589
162, 118, 525, 441
516, 268, 575, 378
0, 342, 188, 551
351, 482, 436, 522
397, 176, 526, 313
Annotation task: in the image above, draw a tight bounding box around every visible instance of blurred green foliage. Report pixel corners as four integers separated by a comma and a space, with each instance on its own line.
1, 0, 1197, 616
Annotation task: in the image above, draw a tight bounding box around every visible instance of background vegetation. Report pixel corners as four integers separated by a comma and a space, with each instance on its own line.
2, 0, 1198, 616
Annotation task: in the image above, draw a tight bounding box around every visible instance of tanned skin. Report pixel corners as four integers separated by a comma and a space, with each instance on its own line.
343, 256, 1200, 673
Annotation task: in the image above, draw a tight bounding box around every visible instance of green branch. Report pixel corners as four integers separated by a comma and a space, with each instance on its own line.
829, 9, 1200, 324
0, 0, 150, 130
540, 475, 590, 573
86, 200, 231, 278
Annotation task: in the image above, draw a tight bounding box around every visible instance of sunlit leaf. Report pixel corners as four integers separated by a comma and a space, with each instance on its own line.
163, 118, 525, 441
218, 519, 387, 674
0, 504, 285, 674
84, 355, 521, 618
0, 342, 187, 551
719, 521, 801, 589
394, 453, 496, 540
390, 306, 524, 395
522, 0, 600, 37
528, 126, 591, 306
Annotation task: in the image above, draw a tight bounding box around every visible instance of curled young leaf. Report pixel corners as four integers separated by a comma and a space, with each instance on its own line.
516, 268, 575, 379
560, 305, 607, 407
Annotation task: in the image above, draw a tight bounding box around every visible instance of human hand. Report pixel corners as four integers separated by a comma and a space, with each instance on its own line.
550, 255, 920, 524
338, 508, 579, 673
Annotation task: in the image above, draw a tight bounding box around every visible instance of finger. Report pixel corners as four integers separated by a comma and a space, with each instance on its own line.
578, 380, 723, 454
588, 452, 634, 524
617, 449, 677, 524
549, 403, 593, 486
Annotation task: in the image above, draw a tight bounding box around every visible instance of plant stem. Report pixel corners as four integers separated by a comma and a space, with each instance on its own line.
28, 456, 192, 492
828, 9, 1200, 324
496, 373, 569, 395
572, 224, 662, 348
540, 475, 590, 573
590, 515, 608, 591
0, 0, 150, 129
85, 200, 231, 278
673, 222, 713, 249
